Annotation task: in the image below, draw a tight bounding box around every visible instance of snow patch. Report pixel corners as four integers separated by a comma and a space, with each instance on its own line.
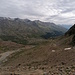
52, 50, 55, 52
64, 47, 71, 50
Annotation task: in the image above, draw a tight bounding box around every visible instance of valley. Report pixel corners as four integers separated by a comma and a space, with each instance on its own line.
0, 17, 74, 75
0, 0, 75, 74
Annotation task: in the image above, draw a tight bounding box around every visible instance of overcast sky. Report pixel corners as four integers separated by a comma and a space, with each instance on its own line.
0, 0, 75, 25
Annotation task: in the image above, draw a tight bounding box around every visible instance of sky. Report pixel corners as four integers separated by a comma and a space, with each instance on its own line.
0, 0, 75, 25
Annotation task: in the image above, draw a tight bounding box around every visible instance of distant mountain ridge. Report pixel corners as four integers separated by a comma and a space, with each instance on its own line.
60, 25, 72, 29
0, 17, 67, 44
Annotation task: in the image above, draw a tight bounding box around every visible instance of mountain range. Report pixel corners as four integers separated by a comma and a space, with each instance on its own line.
0, 17, 67, 44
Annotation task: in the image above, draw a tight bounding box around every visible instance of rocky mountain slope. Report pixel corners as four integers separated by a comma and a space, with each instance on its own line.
1, 37, 75, 75
65, 24, 75, 45
0, 17, 67, 44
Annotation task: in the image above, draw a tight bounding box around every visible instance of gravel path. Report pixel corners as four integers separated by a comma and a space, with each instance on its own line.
0, 50, 20, 63
0, 45, 35, 64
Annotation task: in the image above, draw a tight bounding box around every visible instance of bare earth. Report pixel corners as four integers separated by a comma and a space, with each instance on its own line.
0, 40, 75, 75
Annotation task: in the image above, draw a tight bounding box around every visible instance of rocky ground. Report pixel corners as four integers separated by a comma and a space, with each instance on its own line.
0, 65, 75, 75
0, 39, 75, 75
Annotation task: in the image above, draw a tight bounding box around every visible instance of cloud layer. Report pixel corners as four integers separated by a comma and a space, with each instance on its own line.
0, 0, 75, 24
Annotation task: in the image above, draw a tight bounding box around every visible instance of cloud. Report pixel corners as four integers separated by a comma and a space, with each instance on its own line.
0, 0, 75, 24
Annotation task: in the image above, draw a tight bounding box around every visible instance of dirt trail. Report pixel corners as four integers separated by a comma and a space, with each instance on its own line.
0, 45, 35, 64
0, 50, 20, 63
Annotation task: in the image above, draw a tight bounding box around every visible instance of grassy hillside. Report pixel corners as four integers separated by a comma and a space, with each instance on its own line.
0, 17, 67, 44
